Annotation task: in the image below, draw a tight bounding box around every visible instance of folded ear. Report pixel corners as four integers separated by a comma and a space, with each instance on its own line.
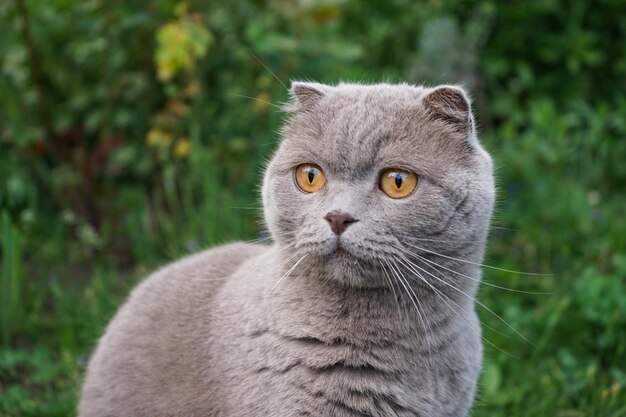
421, 85, 474, 136
284, 81, 328, 112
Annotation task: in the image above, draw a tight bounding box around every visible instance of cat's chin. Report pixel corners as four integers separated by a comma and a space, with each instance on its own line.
288, 237, 387, 287
317, 244, 387, 288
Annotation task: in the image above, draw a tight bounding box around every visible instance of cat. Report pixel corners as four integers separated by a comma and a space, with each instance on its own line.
78, 81, 495, 417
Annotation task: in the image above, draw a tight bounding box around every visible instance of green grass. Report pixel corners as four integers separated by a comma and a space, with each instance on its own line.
1, 211, 22, 348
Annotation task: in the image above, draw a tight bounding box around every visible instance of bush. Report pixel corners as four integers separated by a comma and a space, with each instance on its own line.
1, 0, 625, 415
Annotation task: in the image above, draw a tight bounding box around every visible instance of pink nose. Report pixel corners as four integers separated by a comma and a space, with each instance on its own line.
324, 211, 357, 236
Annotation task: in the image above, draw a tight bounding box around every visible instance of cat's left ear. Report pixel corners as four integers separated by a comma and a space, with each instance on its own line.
421, 85, 475, 137
284, 81, 329, 112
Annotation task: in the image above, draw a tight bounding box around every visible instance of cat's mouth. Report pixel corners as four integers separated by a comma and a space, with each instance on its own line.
334, 244, 350, 257
316, 237, 385, 287
328, 238, 359, 260
303, 235, 368, 265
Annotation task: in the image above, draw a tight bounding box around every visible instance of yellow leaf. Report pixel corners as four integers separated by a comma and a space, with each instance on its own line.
146, 128, 173, 147
174, 137, 191, 158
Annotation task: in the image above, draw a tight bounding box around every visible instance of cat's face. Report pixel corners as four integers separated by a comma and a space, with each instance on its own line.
263, 82, 494, 288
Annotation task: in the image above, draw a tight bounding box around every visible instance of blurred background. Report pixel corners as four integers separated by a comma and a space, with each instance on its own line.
1, 0, 625, 415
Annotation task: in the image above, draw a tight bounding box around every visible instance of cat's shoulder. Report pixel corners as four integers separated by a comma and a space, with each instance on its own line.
78, 242, 269, 417
157, 241, 269, 279
127, 241, 269, 309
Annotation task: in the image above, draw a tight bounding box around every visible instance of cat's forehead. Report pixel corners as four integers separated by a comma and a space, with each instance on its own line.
279, 84, 464, 178
323, 83, 427, 111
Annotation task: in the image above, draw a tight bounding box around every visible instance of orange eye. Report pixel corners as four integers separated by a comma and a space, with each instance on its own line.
380, 169, 418, 199
295, 164, 326, 193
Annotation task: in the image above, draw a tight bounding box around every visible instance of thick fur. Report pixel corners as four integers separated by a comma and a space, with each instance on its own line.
78, 82, 495, 417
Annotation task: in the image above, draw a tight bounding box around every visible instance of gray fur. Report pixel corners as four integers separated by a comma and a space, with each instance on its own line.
78, 82, 495, 417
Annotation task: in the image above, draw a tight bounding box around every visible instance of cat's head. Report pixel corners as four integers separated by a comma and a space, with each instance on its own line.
262, 82, 494, 288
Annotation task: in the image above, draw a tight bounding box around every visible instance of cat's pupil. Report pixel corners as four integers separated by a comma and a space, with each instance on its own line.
308, 169, 315, 183
395, 174, 403, 189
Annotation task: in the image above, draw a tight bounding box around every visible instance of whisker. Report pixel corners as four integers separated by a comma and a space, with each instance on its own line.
270, 253, 307, 292
251, 53, 288, 91
241, 231, 292, 245
243, 236, 274, 245
405, 242, 551, 277
264, 245, 300, 274
231, 94, 282, 110
393, 255, 518, 358
479, 334, 520, 359
385, 258, 436, 372
490, 225, 515, 231
410, 251, 552, 295
409, 237, 482, 244
229, 206, 263, 210
386, 259, 420, 318
394, 246, 534, 346
378, 259, 404, 322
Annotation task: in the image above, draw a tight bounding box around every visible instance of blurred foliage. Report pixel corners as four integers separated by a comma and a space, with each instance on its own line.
0, 0, 625, 415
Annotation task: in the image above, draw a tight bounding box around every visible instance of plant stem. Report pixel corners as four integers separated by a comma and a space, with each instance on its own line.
14, 0, 57, 142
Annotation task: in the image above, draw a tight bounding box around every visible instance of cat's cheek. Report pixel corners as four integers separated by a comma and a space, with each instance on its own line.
261, 170, 296, 244
261, 170, 273, 214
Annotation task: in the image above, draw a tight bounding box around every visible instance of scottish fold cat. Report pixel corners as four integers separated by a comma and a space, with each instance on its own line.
78, 81, 495, 416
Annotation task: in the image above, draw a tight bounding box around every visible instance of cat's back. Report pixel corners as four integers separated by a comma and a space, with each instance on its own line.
78, 241, 268, 417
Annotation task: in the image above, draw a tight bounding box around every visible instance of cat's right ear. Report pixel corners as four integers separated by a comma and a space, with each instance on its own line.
284, 82, 328, 112
420, 85, 475, 137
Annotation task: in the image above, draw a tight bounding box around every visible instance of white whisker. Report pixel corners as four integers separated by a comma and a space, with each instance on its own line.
405, 242, 550, 276
242, 231, 292, 245
393, 255, 518, 358
231, 94, 282, 110
384, 258, 436, 372
411, 251, 552, 295
251, 53, 288, 90
270, 254, 308, 292
378, 259, 404, 322
394, 246, 534, 346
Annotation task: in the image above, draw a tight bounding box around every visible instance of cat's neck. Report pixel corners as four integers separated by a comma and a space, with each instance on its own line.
261, 260, 463, 343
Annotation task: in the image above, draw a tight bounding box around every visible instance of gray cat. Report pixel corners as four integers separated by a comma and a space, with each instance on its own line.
78, 82, 495, 417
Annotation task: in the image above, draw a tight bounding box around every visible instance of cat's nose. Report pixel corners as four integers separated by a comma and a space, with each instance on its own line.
324, 211, 358, 236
